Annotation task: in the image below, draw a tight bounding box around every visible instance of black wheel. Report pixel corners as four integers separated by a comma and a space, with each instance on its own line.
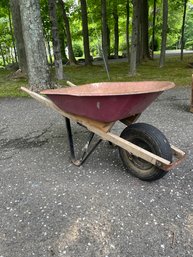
119, 123, 172, 181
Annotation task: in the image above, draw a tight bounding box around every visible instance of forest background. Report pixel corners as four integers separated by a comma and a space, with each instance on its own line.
0, 0, 193, 96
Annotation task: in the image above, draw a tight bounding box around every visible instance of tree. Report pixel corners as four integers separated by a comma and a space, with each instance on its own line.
80, 0, 92, 65
183, 3, 193, 49
48, 0, 64, 80
113, 0, 119, 58
141, 0, 150, 59
4, 0, 193, 78
56, 5, 69, 64
134, 0, 150, 63
101, 0, 109, 73
10, 0, 27, 72
0, 27, 6, 66
126, 0, 130, 61
40, 0, 54, 66
159, 0, 168, 67
59, 0, 77, 65
0, 0, 17, 66
180, 0, 188, 60
0, 17, 11, 66
7, 2, 17, 64
151, 0, 156, 59
130, 0, 139, 75
19, 0, 53, 91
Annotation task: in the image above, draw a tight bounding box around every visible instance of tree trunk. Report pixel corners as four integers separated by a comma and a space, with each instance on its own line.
135, 0, 149, 63
126, 0, 130, 61
159, 0, 168, 68
8, 7, 18, 64
47, 40, 53, 66
141, 0, 150, 59
101, 0, 109, 73
151, 0, 156, 59
136, 3, 141, 64
0, 44, 6, 66
59, 0, 77, 65
9, 46, 15, 63
10, 0, 27, 73
113, 0, 119, 59
180, 0, 188, 61
80, 0, 92, 65
107, 25, 111, 57
130, 0, 139, 75
19, 0, 53, 91
48, 0, 64, 80
59, 30, 69, 64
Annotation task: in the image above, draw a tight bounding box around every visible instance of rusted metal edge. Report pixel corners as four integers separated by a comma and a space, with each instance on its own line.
160, 145, 186, 171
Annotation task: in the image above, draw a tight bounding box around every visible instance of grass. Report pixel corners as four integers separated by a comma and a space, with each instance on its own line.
0, 54, 193, 97
0, 69, 27, 97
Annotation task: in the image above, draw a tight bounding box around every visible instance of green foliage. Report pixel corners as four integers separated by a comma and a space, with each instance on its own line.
0, 0, 193, 74
167, 1, 184, 49
73, 43, 83, 57
184, 3, 193, 49
0, 17, 13, 66
40, 0, 51, 40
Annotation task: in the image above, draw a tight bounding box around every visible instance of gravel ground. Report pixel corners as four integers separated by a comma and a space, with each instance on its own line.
0, 86, 193, 257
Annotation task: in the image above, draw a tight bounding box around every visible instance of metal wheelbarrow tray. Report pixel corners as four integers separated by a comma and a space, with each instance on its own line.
21, 81, 186, 181
41, 81, 174, 122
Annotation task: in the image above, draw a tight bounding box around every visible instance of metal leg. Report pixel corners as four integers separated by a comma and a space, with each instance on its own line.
65, 118, 76, 161
78, 132, 95, 162
65, 118, 102, 166
77, 135, 102, 166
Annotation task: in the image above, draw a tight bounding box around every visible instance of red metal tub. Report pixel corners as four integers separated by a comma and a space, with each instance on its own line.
41, 81, 175, 122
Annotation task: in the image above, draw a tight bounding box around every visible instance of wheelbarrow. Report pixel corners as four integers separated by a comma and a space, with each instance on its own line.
21, 81, 186, 181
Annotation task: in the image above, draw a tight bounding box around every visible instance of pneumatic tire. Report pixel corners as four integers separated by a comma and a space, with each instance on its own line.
119, 123, 172, 181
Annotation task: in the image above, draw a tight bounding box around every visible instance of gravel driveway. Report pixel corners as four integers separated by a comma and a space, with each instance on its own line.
0, 86, 193, 257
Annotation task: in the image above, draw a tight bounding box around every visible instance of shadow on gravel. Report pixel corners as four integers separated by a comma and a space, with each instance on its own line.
0, 137, 48, 150
0, 126, 52, 150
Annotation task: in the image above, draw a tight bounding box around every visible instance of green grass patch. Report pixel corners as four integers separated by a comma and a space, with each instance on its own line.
61, 55, 193, 87
0, 54, 193, 97
0, 69, 27, 97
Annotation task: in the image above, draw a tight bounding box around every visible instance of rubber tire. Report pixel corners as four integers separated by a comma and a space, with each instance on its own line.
119, 123, 172, 181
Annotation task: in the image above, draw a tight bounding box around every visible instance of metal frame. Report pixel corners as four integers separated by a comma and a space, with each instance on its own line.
65, 118, 102, 166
